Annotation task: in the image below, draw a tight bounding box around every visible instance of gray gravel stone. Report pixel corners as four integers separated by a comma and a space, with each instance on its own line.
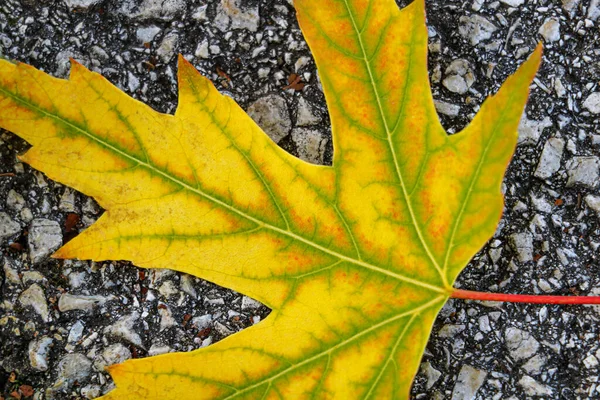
459, 15, 497, 45
505, 327, 539, 361
434, 100, 461, 116
522, 354, 546, 375
518, 375, 554, 396
63, 0, 101, 9
94, 344, 132, 371
215, 0, 260, 33
247, 95, 291, 143
291, 128, 327, 164
566, 156, 599, 188
157, 31, 179, 63
48, 353, 93, 396
28, 336, 53, 371
136, 25, 161, 44
68, 320, 85, 343
0, 212, 20, 242
28, 218, 62, 263
538, 18, 560, 42
118, 0, 186, 20
104, 312, 143, 348
296, 96, 321, 126
443, 59, 475, 94
509, 232, 533, 263
6, 189, 25, 211
18, 284, 50, 322
585, 195, 600, 216
451, 365, 487, 400
499, 0, 524, 6
589, 0, 600, 20
583, 92, 600, 114
517, 115, 552, 145
58, 293, 114, 312
420, 362, 442, 390
534, 137, 564, 179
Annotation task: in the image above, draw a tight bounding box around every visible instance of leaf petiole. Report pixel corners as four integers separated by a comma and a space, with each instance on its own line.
451, 288, 600, 305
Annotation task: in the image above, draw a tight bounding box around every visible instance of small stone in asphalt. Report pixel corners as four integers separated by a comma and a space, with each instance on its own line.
28, 218, 62, 264
459, 15, 497, 45
247, 95, 291, 143
566, 156, 599, 188
451, 365, 487, 400
28, 336, 54, 371
534, 137, 564, 179
19, 284, 50, 322
505, 327, 539, 360
583, 92, 600, 114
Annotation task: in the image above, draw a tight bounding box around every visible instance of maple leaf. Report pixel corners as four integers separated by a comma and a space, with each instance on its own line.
0, 0, 542, 398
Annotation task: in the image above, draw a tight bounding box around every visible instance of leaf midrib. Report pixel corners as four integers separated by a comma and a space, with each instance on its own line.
0, 84, 446, 295
339, 0, 449, 288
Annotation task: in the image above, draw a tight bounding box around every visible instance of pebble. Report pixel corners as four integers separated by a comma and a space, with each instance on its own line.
195, 40, 210, 59
192, 314, 212, 329
434, 100, 461, 116
68, 320, 85, 343
241, 296, 262, 311
3, 259, 21, 286
459, 15, 498, 45
136, 25, 161, 43
583, 93, 600, 114
104, 312, 143, 347
583, 354, 599, 369
505, 327, 539, 360
81, 385, 101, 399
566, 156, 599, 188
58, 293, 113, 312
214, 321, 233, 336
28, 336, 53, 371
93, 343, 131, 371
538, 18, 560, 42
118, 0, 185, 20
19, 284, 50, 322
438, 324, 466, 338
522, 354, 546, 375
518, 375, 554, 396
58, 188, 76, 212
63, 0, 101, 9
517, 115, 552, 145
296, 97, 321, 126
443, 59, 475, 94
214, 0, 260, 32
534, 137, 564, 179
28, 218, 62, 263
451, 365, 487, 400
179, 274, 197, 298
158, 305, 177, 331
0, 212, 20, 242
291, 128, 328, 164
148, 344, 172, 356
589, 0, 600, 20
157, 31, 179, 63
7, 189, 25, 211
499, 0, 524, 6
421, 362, 442, 390
247, 95, 291, 143
585, 195, 600, 216
22, 270, 46, 285
48, 353, 93, 395
509, 232, 533, 263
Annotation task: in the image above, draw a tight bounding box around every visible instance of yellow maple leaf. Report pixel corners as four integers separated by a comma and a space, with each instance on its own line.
0, 0, 541, 398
